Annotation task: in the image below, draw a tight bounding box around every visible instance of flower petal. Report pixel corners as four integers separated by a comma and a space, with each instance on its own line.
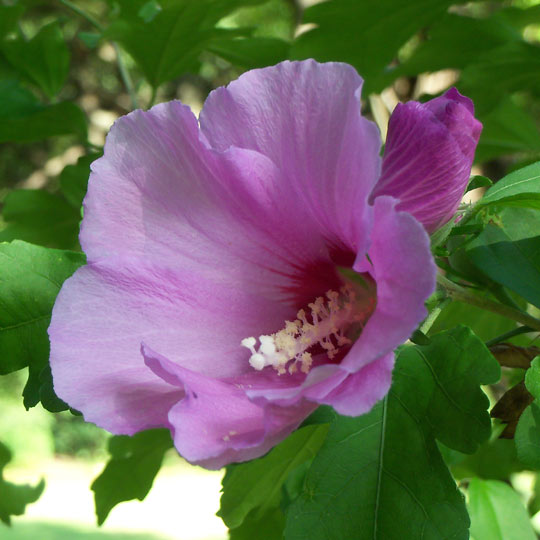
200, 59, 381, 250
343, 196, 436, 371
81, 101, 340, 304
245, 197, 435, 410
49, 256, 293, 434
371, 88, 482, 232
316, 353, 394, 416
142, 344, 315, 469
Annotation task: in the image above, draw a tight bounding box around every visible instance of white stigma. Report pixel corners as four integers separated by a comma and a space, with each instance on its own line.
241, 284, 366, 376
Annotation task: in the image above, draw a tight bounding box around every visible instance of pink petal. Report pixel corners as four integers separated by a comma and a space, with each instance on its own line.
371, 88, 482, 232
49, 257, 293, 434
81, 100, 342, 305
142, 344, 315, 469
200, 59, 382, 250
316, 353, 394, 416
345, 196, 436, 371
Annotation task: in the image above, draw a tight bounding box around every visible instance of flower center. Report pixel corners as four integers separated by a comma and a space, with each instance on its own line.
241, 283, 370, 376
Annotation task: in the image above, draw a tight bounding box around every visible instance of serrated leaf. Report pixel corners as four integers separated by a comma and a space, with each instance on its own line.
284, 327, 498, 540
468, 479, 536, 540
106, 0, 266, 87
91, 429, 173, 525
219, 424, 328, 529
0, 241, 85, 409
0, 189, 81, 249
467, 207, 540, 309
0, 80, 87, 142
0, 442, 44, 525
1, 21, 70, 98
406, 326, 500, 453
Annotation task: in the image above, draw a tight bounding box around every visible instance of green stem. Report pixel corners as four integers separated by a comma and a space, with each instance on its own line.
148, 85, 157, 109
58, 0, 104, 31
485, 326, 535, 348
58, 0, 139, 109
113, 43, 138, 109
437, 273, 540, 332
419, 298, 451, 335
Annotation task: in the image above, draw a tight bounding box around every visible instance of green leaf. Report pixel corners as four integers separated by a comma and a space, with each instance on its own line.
468, 478, 536, 540
91, 429, 173, 525
526, 357, 540, 400
229, 508, 286, 540
208, 37, 290, 69
475, 98, 540, 162
461, 42, 540, 114
219, 424, 329, 529
467, 176, 493, 193
477, 160, 540, 210
451, 438, 526, 482
291, 0, 456, 93
407, 326, 500, 453
515, 357, 540, 469
0, 80, 87, 142
0, 189, 81, 249
284, 327, 498, 540
467, 207, 540, 309
0, 5, 25, 40
106, 0, 266, 88
515, 402, 540, 469
0, 241, 85, 408
396, 12, 516, 78
528, 474, 540, 515
38, 364, 69, 413
430, 300, 515, 350
0, 441, 44, 525
1, 21, 70, 98
59, 153, 101, 209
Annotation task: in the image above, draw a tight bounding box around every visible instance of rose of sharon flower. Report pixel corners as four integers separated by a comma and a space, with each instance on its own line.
49, 60, 481, 469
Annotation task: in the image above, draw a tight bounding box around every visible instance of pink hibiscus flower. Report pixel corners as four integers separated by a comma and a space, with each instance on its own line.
49, 60, 481, 468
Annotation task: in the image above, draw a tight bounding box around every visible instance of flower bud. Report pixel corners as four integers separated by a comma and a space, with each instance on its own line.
371, 88, 482, 233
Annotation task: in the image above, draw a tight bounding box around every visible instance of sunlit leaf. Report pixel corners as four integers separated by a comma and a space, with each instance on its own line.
92, 429, 173, 525
467, 207, 540, 309
468, 478, 536, 540
0, 241, 85, 409
219, 424, 328, 530
0, 441, 44, 525
478, 161, 540, 210
284, 327, 498, 540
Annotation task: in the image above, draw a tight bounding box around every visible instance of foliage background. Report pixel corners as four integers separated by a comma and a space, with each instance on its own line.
4, 0, 540, 539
